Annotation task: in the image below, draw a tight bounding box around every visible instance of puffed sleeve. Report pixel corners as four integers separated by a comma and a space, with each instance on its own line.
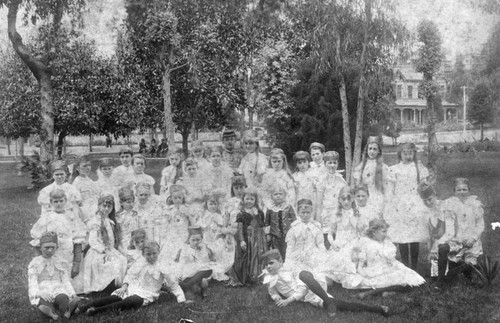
30, 216, 48, 247
28, 258, 41, 305
37, 185, 53, 213
470, 197, 485, 240
162, 272, 186, 303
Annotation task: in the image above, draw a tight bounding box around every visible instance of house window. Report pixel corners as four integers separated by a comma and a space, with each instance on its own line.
408, 85, 413, 99
396, 85, 402, 99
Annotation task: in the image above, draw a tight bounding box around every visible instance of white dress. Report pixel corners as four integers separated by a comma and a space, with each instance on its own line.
96, 175, 121, 210
159, 165, 179, 196
135, 200, 162, 240
316, 173, 347, 233
207, 164, 233, 199
28, 256, 76, 305
81, 217, 127, 293
112, 165, 135, 189
116, 209, 140, 251
37, 182, 82, 215
72, 176, 99, 224
112, 257, 185, 305
352, 159, 394, 216
386, 162, 430, 243
357, 204, 381, 235
239, 152, 268, 189
284, 220, 327, 272
260, 169, 296, 209
293, 170, 316, 205
344, 237, 425, 289
30, 211, 87, 272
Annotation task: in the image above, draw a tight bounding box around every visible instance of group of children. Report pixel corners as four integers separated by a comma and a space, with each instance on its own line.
28, 133, 485, 320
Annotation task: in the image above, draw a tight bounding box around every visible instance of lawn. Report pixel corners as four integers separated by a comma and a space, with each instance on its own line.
1, 151, 500, 323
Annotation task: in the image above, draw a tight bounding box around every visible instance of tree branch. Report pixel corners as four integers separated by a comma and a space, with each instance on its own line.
7, 0, 49, 82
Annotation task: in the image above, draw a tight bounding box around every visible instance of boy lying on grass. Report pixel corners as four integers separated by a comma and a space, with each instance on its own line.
260, 249, 390, 318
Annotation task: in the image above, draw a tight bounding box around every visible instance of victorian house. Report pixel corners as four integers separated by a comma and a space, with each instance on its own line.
392, 63, 459, 127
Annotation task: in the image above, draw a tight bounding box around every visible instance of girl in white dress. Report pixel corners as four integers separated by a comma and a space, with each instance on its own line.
292, 151, 316, 205
135, 182, 162, 239
77, 241, 186, 316
179, 157, 211, 209
71, 155, 99, 225
239, 135, 268, 189
96, 158, 120, 208
131, 154, 156, 196
190, 140, 211, 179
159, 148, 184, 197
354, 184, 381, 234
81, 194, 127, 295
207, 145, 233, 199
347, 219, 425, 297
352, 136, 394, 216
260, 148, 296, 209
386, 143, 430, 270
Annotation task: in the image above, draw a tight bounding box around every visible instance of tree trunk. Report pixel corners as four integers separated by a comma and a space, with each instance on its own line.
89, 134, 93, 152
7, 138, 11, 155
8, 0, 54, 162
352, 0, 372, 180
339, 76, 352, 183
480, 123, 484, 141
17, 137, 24, 158
163, 61, 176, 150
56, 131, 67, 157
181, 130, 190, 154
427, 98, 438, 172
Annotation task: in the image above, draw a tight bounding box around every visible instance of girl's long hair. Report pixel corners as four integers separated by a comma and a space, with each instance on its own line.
397, 144, 420, 184
336, 187, 360, 218
360, 142, 385, 194
269, 149, 295, 183
99, 200, 121, 249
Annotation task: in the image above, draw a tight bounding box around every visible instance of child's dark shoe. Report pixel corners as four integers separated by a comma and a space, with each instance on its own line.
86, 307, 97, 316
324, 297, 337, 318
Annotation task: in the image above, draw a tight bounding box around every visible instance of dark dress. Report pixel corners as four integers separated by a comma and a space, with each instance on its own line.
265, 205, 296, 260
226, 209, 268, 286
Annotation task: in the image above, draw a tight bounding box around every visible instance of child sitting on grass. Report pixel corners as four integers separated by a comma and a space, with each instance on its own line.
260, 249, 389, 318
125, 229, 147, 268
76, 241, 187, 316
28, 232, 81, 320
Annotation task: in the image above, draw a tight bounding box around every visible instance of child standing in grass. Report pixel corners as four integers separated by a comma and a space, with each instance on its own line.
31, 189, 86, 278
113, 148, 135, 189
207, 145, 233, 199
331, 186, 364, 253
131, 154, 156, 196
226, 188, 268, 286
261, 249, 390, 318
76, 241, 187, 316
81, 194, 127, 295
386, 143, 429, 270
96, 158, 120, 205
239, 134, 268, 189
352, 136, 394, 215
260, 148, 296, 209
28, 232, 80, 320
71, 155, 99, 224
38, 160, 82, 216
160, 148, 184, 197
315, 151, 347, 249
264, 184, 296, 260
292, 151, 316, 205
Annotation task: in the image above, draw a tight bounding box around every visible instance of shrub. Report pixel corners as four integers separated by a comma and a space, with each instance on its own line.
18, 152, 52, 189
471, 255, 498, 287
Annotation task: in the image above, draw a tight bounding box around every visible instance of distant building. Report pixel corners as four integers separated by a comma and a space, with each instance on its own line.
392, 64, 459, 127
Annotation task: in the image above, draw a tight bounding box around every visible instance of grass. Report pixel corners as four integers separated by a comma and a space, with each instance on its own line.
2, 152, 500, 323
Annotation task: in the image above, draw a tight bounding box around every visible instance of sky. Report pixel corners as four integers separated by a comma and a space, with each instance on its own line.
1, 0, 498, 63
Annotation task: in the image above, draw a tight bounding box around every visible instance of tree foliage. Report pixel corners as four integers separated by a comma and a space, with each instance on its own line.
469, 82, 494, 141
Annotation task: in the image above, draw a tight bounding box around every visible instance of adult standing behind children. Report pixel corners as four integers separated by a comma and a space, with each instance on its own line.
385, 143, 430, 271
221, 130, 243, 172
